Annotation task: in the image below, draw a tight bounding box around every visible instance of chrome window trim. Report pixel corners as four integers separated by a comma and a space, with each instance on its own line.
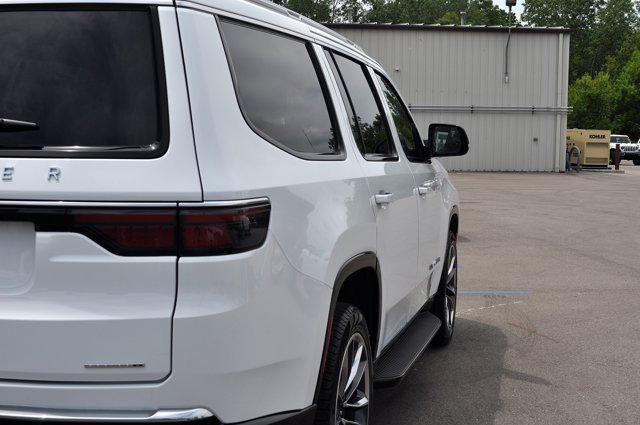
0, 201, 177, 208
0, 407, 213, 422
179, 197, 270, 208
0, 198, 270, 208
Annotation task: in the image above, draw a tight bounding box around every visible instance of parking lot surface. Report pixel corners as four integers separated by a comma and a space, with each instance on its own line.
372, 163, 640, 424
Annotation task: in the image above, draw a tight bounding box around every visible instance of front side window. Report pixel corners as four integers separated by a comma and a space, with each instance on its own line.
0, 7, 167, 158
326, 51, 395, 160
375, 73, 425, 162
219, 19, 340, 158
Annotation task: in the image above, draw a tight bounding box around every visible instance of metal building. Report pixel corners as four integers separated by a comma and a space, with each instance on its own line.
327, 23, 571, 172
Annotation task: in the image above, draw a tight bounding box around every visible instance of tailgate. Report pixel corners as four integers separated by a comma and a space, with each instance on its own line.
0, 214, 177, 382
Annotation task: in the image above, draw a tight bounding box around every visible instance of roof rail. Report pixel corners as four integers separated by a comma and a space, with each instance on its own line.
244, 0, 361, 50
245, 0, 302, 19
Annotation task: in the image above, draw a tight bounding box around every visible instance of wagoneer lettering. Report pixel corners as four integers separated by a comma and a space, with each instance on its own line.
47, 167, 61, 183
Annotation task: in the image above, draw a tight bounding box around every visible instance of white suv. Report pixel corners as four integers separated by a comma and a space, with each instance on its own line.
610, 134, 640, 165
0, 1, 468, 424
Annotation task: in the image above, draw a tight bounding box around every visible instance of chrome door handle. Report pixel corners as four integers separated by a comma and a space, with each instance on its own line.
417, 185, 432, 196
418, 179, 440, 196
374, 193, 395, 208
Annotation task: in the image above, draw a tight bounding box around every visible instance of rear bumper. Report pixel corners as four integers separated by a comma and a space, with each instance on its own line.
0, 235, 330, 423
0, 406, 315, 424
226, 406, 316, 425
0, 407, 213, 423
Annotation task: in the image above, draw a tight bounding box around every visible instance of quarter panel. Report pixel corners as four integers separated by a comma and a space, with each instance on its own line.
173, 236, 331, 422
179, 9, 376, 285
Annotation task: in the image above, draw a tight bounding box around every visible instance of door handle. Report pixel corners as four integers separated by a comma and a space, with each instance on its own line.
374, 192, 395, 208
418, 179, 440, 196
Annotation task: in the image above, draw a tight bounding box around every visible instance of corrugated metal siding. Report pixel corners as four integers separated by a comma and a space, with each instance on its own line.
331, 27, 570, 172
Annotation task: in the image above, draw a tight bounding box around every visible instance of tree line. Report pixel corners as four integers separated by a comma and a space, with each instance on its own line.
275, 0, 640, 140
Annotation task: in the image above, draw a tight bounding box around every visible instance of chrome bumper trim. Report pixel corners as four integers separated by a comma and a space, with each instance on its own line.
0, 407, 213, 422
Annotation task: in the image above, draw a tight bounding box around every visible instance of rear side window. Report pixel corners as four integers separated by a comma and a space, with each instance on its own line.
325, 50, 395, 161
219, 19, 342, 159
0, 7, 167, 158
375, 73, 425, 162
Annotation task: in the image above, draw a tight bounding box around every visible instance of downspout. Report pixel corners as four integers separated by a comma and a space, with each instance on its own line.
554, 33, 564, 172
504, 6, 512, 83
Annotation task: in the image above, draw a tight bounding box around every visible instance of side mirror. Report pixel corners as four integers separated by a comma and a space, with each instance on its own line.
426, 124, 469, 157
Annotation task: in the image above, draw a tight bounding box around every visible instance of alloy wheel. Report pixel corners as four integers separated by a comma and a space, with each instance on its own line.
334, 333, 370, 425
443, 241, 457, 330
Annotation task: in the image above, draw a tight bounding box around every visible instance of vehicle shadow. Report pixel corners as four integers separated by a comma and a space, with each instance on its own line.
371, 318, 516, 425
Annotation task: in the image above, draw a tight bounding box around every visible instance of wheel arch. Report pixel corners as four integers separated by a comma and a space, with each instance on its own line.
450, 205, 459, 236
313, 252, 381, 404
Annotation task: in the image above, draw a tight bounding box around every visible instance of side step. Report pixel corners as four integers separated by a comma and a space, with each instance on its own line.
373, 312, 442, 387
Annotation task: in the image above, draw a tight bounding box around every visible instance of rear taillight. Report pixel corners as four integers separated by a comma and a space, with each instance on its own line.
0, 200, 270, 257
70, 209, 177, 256
179, 203, 271, 256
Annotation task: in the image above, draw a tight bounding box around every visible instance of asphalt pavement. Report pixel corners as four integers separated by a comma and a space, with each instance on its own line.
372, 163, 640, 424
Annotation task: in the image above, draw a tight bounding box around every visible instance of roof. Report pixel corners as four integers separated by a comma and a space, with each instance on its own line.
325, 22, 571, 34
179, 0, 366, 52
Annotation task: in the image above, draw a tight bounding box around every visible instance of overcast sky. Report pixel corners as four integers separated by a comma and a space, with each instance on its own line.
492, 0, 524, 18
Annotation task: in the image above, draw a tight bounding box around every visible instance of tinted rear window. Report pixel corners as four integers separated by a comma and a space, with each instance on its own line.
0, 7, 167, 158
219, 19, 342, 159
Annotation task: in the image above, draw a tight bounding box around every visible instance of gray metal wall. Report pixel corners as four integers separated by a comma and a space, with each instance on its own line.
330, 26, 571, 172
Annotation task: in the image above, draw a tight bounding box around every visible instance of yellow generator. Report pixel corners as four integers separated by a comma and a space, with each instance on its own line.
567, 129, 611, 167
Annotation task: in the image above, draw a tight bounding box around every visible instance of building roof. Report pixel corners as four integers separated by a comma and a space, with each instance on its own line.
325, 22, 571, 34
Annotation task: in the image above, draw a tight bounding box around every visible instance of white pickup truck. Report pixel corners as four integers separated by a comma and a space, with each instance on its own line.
610, 134, 640, 165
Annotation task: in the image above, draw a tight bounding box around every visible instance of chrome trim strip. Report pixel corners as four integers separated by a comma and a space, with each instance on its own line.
0, 201, 177, 208
179, 197, 270, 208
0, 198, 271, 208
0, 407, 213, 422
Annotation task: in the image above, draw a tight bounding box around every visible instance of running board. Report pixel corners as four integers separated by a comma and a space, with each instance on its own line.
373, 312, 442, 387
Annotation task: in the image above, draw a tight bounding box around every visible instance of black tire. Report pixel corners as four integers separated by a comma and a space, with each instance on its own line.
315, 303, 373, 425
633, 159, 640, 166
431, 231, 458, 346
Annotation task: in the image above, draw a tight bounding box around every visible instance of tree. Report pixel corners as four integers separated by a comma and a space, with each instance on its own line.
334, 0, 367, 22
522, 0, 639, 82
465, 0, 515, 25
611, 49, 640, 139
365, 0, 513, 25
278, 0, 517, 25
366, 0, 453, 24
568, 72, 615, 130
569, 29, 640, 140
522, 0, 604, 81
590, 0, 639, 74
606, 29, 640, 76
272, 0, 331, 22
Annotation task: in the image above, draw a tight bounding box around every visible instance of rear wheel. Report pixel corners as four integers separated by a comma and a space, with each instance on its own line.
315, 303, 372, 425
431, 231, 458, 346
633, 159, 640, 166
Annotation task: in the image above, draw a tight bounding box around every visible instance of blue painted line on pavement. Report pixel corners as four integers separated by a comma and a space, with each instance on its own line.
458, 290, 532, 296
